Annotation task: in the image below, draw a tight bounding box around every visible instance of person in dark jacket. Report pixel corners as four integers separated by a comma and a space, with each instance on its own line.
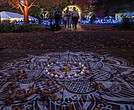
53, 7, 62, 31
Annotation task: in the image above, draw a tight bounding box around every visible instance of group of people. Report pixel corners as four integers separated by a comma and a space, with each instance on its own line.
63, 7, 79, 30
51, 6, 79, 32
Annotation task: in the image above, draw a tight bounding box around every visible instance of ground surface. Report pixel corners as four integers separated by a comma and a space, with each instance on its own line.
0, 24, 134, 67
0, 24, 134, 110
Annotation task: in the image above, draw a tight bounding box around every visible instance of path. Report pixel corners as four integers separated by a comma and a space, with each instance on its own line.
62, 24, 114, 32
62, 23, 85, 32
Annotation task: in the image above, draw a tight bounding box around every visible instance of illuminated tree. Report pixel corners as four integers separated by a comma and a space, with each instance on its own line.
8, 0, 37, 24
7, 0, 62, 24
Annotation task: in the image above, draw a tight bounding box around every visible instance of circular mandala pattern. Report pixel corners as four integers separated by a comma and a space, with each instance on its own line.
0, 51, 134, 110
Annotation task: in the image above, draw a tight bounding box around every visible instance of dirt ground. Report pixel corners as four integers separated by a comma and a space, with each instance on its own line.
0, 24, 134, 68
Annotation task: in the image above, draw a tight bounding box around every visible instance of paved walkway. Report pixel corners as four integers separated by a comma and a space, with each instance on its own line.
62, 23, 84, 32
62, 24, 115, 32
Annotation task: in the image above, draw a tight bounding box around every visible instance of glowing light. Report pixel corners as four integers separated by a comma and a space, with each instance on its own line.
46, 69, 48, 72
62, 5, 82, 18
79, 62, 82, 65
82, 69, 85, 72
80, 71, 84, 75
55, 74, 58, 77
74, 62, 77, 64
83, 66, 86, 69
60, 74, 63, 78
74, 73, 77, 77
51, 73, 54, 76
82, 64, 85, 67
80, 15, 126, 24
51, 62, 54, 65
68, 75, 71, 78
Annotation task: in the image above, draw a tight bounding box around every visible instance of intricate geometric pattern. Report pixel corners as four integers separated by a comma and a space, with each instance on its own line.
0, 51, 134, 110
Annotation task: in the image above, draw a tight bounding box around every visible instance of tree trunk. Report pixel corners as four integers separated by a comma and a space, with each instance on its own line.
24, 6, 29, 24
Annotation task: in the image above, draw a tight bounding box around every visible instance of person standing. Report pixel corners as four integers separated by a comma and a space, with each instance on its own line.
63, 11, 67, 28
48, 12, 54, 31
72, 7, 79, 29
66, 7, 72, 29
90, 14, 96, 24
63, 7, 72, 30
53, 6, 62, 31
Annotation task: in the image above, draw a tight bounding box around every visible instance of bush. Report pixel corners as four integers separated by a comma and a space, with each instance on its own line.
114, 17, 134, 30
1, 20, 11, 24
0, 23, 14, 33
0, 23, 47, 33
121, 17, 130, 29
31, 25, 47, 32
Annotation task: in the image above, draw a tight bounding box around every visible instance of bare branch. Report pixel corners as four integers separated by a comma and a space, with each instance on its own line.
17, 3, 24, 13
28, 0, 36, 9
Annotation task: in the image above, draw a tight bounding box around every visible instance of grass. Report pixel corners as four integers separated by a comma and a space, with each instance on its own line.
0, 24, 47, 33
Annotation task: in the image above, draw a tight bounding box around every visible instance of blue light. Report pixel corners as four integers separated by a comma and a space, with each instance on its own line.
80, 16, 125, 24
11, 15, 134, 26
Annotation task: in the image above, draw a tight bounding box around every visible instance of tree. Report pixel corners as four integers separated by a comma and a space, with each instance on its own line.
59, 0, 70, 9
98, 0, 134, 15
0, 0, 6, 4
8, 0, 40, 24
7, 0, 62, 24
